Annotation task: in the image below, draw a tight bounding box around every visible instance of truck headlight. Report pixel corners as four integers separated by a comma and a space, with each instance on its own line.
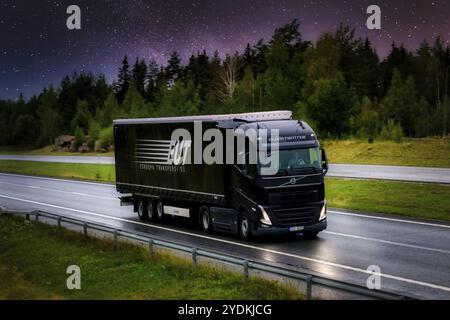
258, 205, 272, 226
319, 201, 327, 221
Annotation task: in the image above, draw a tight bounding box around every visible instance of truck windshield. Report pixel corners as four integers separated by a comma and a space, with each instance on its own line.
258, 147, 321, 175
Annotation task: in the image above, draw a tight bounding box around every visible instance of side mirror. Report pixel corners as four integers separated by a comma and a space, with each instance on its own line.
320, 148, 328, 175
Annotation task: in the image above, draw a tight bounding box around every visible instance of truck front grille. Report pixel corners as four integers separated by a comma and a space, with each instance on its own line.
271, 206, 318, 227
268, 186, 322, 205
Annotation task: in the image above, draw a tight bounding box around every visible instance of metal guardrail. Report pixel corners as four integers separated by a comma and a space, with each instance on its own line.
1, 209, 416, 300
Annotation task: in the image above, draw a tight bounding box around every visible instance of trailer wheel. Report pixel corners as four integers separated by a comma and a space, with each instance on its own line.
137, 198, 149, 221
200, 207, 212, 233
156, 200, 164, 220
239, 210, 252, 240
147, 200, 155, 220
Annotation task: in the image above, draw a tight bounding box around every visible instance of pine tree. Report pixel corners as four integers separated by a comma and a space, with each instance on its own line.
132, 58, 148, 96
145, 58, 160, 101
114, 56, 131, 103
36, 87, 62, 147
123, 82, 151, 118
166, 51, 182, 87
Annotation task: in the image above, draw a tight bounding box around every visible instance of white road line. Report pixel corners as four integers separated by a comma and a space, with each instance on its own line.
329, 210, 450, 229
71, 192, 88, 196
1, 194, 450, 293
323, 231, 450, 255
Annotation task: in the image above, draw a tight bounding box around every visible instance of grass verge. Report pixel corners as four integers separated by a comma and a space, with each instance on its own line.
0, 160, 449, 222
322, 138, 450, 168
0, 145, 113, 157
326, 178, 450, 221
0, 160, 115, 183
0, 214, 303, 300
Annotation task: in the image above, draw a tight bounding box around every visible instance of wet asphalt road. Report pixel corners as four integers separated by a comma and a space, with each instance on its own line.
0, 172, 449, 299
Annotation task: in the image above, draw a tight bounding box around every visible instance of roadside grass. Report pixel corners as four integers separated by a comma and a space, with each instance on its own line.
0, 160, 449, 222
322, 138, 450, 168
0, 145, 113, 157
0, 160, 115, 183
326, 177, 450, 221
0, 214, 303, 300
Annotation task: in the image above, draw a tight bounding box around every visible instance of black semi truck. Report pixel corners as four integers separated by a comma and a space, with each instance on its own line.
114, 111, 328, 239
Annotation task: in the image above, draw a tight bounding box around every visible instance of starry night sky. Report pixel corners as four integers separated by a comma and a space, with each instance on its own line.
0, 0, 449, 100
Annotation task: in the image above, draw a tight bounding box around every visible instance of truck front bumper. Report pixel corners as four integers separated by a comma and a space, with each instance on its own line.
253, 218, 327, 236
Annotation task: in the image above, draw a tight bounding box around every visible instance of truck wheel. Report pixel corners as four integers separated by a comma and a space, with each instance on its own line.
200, 207, 212, 233
137, 198, 149, 221
239, 211, 252, 240
156, 200, 164, 220
147, 200, 155, 220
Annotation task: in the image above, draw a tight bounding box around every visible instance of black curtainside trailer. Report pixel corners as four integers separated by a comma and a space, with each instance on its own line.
114, 111, 328, 240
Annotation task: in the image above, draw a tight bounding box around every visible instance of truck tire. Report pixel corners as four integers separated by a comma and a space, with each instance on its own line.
200, 207, 212, 233
137, 198, 149, 221
147, 200, 155, 221
239, 210, 252, 240
156, 200, 164, 220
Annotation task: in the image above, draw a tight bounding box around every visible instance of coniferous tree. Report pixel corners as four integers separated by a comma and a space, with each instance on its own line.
145, 59, 160, 102
36, 87, 62, 147
132, 58, 148, 96
114, 56, 131, 103
166, 51, 182, 87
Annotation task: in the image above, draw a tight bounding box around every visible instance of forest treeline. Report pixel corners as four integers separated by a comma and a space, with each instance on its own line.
1, 20, 449, 148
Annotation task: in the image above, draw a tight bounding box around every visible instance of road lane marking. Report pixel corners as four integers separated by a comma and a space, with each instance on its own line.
1, 194, 450, 293
71, 192, 88, 196
324, 230, 450, 255
329, 210, 450, 229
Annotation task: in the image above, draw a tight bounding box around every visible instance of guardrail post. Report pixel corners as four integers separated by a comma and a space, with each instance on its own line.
113, 229, 118, 242
25, 213, 30, 221
243, 260, 249, 282
191, 248, 197, 267
57, 216, 62, 228
83, 223, 88, 236
306, 275, 313, 300
35, 212, 39, 222
148, 239, 153, 257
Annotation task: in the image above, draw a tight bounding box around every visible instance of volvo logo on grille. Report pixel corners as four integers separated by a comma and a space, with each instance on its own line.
279, 176, 307, 187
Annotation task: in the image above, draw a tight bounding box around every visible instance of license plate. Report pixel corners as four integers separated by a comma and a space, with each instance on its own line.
289, 226, 304, 232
